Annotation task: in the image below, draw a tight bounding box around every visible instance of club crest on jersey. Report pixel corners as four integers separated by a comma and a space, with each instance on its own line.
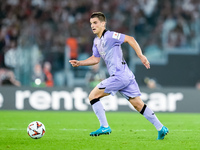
112, 32, 120, 40
101, 39, 106, 47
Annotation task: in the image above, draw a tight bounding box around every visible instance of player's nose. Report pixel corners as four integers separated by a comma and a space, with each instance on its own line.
91, 24, 93, 28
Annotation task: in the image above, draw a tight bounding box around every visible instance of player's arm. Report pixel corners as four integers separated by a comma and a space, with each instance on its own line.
69, 55, 100, 67
124, 35, 150, 69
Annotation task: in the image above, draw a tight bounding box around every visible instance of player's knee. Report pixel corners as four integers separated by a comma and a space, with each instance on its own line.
88, 93, 96, 101
88, 90, 103, 101
88, 94, 93, 101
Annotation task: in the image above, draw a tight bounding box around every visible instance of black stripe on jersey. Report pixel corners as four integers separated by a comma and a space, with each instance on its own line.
99, 87, 106, 89
101, 29, 108, 38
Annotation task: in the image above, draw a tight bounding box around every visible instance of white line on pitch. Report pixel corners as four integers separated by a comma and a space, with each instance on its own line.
1, 128, 195, 132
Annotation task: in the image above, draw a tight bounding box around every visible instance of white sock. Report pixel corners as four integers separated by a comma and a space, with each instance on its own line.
141, 104, 163, 131
91, 100, 109, 127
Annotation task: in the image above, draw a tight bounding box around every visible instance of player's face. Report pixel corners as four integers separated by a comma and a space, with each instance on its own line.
90, 17, 105, 37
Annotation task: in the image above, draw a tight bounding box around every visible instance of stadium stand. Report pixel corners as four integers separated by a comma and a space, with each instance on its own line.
0, 0, 199, 87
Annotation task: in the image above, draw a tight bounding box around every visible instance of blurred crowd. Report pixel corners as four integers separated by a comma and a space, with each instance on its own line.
0, 0, 200, 86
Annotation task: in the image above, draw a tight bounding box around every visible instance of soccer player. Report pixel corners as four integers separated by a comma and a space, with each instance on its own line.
69, 12, 169, 140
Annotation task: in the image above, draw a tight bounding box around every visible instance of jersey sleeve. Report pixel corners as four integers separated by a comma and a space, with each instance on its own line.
92, 43, 100, 57
108, 31, 125, 45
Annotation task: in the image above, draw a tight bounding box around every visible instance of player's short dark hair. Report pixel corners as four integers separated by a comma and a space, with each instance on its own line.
90, 12, 106, 22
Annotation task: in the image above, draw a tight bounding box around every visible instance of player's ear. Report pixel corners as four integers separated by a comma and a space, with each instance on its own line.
101, 21, 106, 27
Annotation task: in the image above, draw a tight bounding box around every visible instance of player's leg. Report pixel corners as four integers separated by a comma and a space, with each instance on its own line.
129, 97, 169, 140
89, 86, 111, 136
129, 97, 163, 128
89, 75, 127, 136
89, 86, 110, 128
89, 85, 110, 100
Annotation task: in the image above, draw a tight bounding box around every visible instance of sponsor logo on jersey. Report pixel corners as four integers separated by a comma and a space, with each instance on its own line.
112, 32, 120, 40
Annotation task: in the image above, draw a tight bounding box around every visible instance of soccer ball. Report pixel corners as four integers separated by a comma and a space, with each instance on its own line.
27, 121, 45, 139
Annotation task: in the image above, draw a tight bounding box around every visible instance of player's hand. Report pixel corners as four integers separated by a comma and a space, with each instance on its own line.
139, 55, 150, 69
69, 60, 80, 67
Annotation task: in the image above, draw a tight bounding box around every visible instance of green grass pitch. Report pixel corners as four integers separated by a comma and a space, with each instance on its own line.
0, 111, 200, 150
